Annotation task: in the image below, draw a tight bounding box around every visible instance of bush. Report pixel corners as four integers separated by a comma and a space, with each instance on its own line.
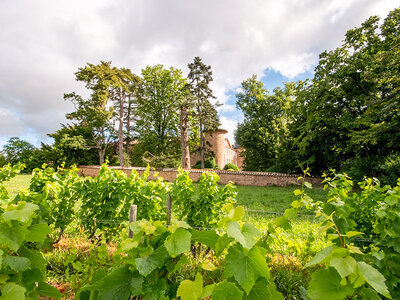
223, 163, 240, 171
378, 154, 400, 186
192, 157, 220, 169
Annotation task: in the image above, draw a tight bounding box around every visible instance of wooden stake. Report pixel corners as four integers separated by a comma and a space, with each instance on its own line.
167, 193, 172, 225
128, 204, 137, 238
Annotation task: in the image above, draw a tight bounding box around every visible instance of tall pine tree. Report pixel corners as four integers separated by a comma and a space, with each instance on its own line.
188, 57, 220, 168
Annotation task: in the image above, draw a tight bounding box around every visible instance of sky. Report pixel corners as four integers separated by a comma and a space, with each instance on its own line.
0, 0, 399, 148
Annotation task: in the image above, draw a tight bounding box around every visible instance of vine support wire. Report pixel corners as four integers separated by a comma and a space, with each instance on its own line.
128, 204, 137, 238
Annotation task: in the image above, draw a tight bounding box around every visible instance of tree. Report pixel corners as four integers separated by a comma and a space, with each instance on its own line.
108, 67, 140, 167
65, 61, 117, 165
133, 65, 187, 167
290, 8, 400, 178
45, 124, 99, 167
1, 137, 45, 172
235, 76, 294, 171
188, 57, 220, 169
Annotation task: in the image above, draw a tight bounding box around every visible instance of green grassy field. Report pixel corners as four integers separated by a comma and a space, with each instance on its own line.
236, 184, 326, 212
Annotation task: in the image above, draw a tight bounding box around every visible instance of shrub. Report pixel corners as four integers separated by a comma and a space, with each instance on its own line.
192, 157, 220, 170
171, 169, 237, 228
223, 163, 240, 171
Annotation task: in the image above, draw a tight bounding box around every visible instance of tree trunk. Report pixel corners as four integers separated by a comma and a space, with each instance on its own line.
200, 120, 205, 169
118, 88, 124, 167
125, 95, 131, 153
99, 148, 105, 165
180, 105, 190, 169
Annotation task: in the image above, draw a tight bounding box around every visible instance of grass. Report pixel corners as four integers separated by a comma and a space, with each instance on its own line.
4, 174, 32, 198
236, 184, 326, 212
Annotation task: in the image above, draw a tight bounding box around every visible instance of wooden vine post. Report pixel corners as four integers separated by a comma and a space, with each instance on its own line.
128, 204, 137, 238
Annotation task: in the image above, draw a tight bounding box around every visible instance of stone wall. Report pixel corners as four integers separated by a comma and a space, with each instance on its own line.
78, 165, 322, 187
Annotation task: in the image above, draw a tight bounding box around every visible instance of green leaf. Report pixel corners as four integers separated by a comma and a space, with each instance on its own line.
26, 223, 51, 242
307, 268, 354, 300
212, 281, 243, 300
305, 246, 335, 267
0, 282, 26, 300
94, 265, 132, 300
384, 195, 398, 206
330, 256, 357, 278
224, 245, 270, 294
284, 208, 297, 219
294, 189, 302, 196
2, 256, 31, 272
228, 206, 245, 221
357, 261, 391, 298
191, 229, 219, 249
0, 221, 29, 251
130, 274, 144, 296
20, 245, 46, 275
119, 238, 139, 252
135, 246, 168, 276
201, 284, 215, 298
346, 231, 364, 238
22, 268, 43, 291
37, 282, 62, 299
358, 288, 381, 300
141, 271, 167, 300
273, 216, 291, 230
291, 200, 301, 208
3, 202, 38, 224
226, 222, 261, 249
243, 278, 284, 300
164, 228, 191, 257
304, 182, 313, 189
215, 234, 234, 256
177, 273, 203, 300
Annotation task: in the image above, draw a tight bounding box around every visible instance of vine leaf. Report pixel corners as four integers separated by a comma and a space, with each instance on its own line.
37, 282, 62, 299
191, 229, 219, 249
305, 246, 335, 267
0, 282, 26, 300
26, 223, 51, 242
227, 221, 261, 249
330, 256, 357, 278
224, 245, 270, 294
307, 268, 354, 300
357, 262, 391, 298
212, 281, 243, 300
93, 265, 132, 300
164, 228, 191, 258
2, 256, 31, 272
0, 221, 29, 251
177, 273, 203, 300
135, 246, 168, 276
3, 202, 38, 224
243, 278, 284, 300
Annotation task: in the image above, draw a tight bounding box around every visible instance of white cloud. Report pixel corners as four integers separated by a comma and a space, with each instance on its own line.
220, 116, 239, 144
0, 0, 398, 146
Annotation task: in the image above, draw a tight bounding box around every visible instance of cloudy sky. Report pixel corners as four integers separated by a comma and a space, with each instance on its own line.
0, 0, 398, 148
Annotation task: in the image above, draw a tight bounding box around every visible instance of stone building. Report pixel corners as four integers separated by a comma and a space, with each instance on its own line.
190, 128, 244, 170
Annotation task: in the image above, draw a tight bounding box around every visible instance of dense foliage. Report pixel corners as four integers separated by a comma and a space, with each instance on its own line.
0, 164, 61, 299
235, 8, 400, 184
171, 169, 237, 228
